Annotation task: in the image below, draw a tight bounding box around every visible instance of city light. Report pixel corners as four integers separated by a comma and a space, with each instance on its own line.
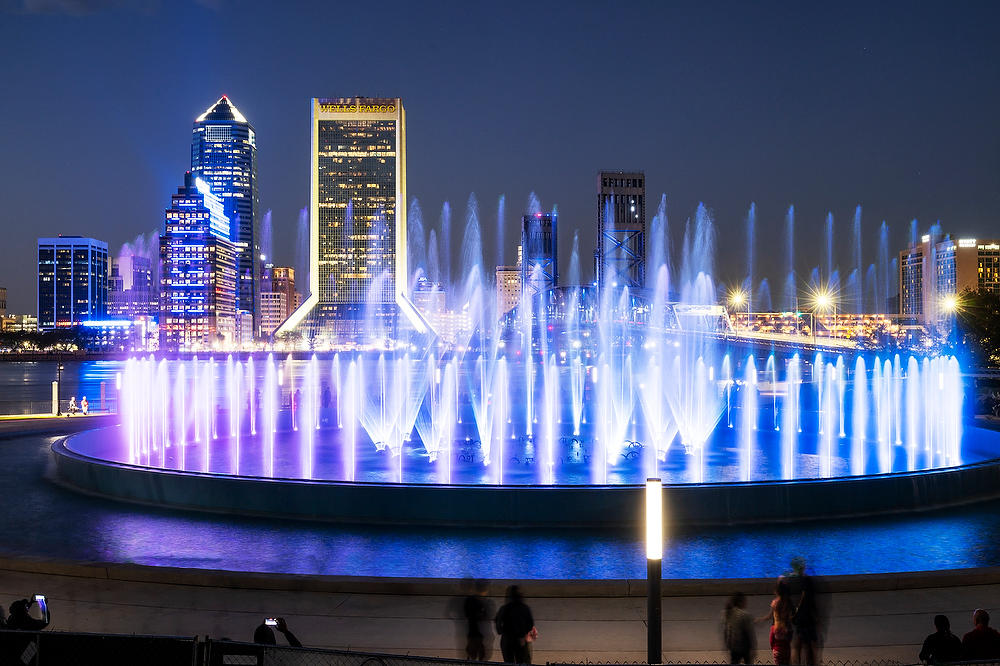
941, 293, 960, 313
808, 286, 837, 312
728, 289, 747, 308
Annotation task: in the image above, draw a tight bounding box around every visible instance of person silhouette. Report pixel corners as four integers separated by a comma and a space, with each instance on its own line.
495, 585, 535, 664
919, 614, 961, 663
6, 597, 49, 631
252, 618, 301, 647
463, 579, 494, 661
723, 591, 755, 664
961, 609, 1000, 660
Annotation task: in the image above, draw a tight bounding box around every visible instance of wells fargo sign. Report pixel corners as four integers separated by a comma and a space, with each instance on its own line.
319, 102, 397, 114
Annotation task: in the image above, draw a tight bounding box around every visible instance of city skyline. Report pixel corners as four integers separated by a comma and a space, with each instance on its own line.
1, 1, 999, 313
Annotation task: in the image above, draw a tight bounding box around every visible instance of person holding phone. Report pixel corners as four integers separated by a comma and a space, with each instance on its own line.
6, 595, 50, 631
253, 617, 301, 647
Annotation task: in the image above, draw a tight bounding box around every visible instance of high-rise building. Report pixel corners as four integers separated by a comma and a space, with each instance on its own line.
521, 212, 558, 295
259, 291, 287, 337
899, 233, 1000, 323
191, 95, 258, 329
596, 171, 645, 290
37, 236, 108, 329
270, 266, 297, 316
159, 172, 238, 351
0, 287, 6, 317
259, 265, 297, 336
280, 97, 424, 339
495, 265, 521, 316
108, 255, 156, 320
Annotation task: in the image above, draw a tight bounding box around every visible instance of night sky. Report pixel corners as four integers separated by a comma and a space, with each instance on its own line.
1, 0, 998, 313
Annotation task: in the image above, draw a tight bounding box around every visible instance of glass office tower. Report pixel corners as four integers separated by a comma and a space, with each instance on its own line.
159, 172, 238, 351
280, 97, 422, 341
191, 95, 258, 329
37, 236, 109, 329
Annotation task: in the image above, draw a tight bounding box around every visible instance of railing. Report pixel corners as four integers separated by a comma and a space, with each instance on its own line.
4, 630, 998, 666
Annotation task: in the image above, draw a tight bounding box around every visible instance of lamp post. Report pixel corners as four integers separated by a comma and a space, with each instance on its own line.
729, 289, 749, 335
812, 290, 833, 344
55, 363, 64, 416
941, 294, 959, 345
646, 478, 663, 664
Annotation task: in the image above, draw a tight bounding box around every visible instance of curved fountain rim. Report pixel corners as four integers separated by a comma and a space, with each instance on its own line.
56, 423, 1000, 491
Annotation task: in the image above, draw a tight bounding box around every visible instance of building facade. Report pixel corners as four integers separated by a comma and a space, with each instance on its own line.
596, 171, 646, 291
37, 236, 109, 329
259, 291, 287, 337
270, 266, 297, 316
108, 254, 156, 320
280, 97, 422, 340
1, 314, 37, 333
495, 265, 521, 316
191, 95, 258, 329
521, 212, 558, 295
899, 233, 1000, 323
159, 172, 238, 351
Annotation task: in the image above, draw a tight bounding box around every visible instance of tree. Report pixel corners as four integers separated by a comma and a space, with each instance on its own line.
955, 288, 1000, 368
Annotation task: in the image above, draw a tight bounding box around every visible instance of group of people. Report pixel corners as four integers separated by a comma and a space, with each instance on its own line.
66, 395, 89, 415
724, 558, 1000, 666
724, 558, 821, 666
920, 609, 1000, 663
463, 583, 537, 664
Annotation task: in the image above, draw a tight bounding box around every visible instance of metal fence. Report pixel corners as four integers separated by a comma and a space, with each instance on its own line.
3, 630, 998, 666
0, 629, 198, 665
0, 395, 118, 417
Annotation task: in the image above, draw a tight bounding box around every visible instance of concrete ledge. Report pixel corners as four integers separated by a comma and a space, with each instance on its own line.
52, 432, 1000, 527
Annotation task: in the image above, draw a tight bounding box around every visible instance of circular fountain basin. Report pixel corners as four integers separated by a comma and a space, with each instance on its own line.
53, 421, 1000, 526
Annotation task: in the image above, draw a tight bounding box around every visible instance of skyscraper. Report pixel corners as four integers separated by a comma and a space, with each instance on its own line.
37, 236, 108, 329
191, 95, 258, 329
596, 171, 646, 290
280, 97, 423, 339
899, 232, 1000, 323
108, 255, 155, 320
521, 212, 558, 295
159, 172, 238, 351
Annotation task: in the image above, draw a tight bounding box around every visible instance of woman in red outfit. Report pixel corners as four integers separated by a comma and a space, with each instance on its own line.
762, 578, 794, 665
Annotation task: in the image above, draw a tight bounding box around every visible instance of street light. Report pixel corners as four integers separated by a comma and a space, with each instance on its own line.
940, 293, 960, 344
728, 289, 749, 334
809, 287, 836, 342
55, 363, 64, 416
646, 478, 663, 664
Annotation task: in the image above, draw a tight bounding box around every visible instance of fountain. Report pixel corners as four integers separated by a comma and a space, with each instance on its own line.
52, 198, 1000, 527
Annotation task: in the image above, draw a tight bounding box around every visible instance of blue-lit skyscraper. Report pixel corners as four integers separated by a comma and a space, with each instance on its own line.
37, 236, 108, 330
191, 95, 258, 330
159, 172, 238, 351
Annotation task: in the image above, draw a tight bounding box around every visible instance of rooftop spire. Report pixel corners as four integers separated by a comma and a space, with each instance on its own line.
195, 95, 247, 123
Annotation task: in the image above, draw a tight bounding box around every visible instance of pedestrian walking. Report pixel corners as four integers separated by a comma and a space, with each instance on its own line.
722, 591, 756, 664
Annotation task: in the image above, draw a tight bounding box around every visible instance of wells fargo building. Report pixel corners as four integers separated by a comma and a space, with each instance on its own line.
280, 97, 411, 339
